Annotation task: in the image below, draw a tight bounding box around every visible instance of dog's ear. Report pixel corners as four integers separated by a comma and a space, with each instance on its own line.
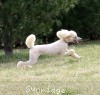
69, 30, 77, 37
56, 30, 70, 39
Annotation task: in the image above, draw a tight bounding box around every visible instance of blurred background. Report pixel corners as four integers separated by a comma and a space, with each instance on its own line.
0, 0, 100, 55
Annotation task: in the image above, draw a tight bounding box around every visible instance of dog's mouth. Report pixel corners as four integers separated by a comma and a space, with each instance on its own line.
73, 37, 82, 43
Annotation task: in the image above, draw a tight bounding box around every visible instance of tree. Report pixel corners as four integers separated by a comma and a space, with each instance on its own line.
0, 0, 79, 55
60, 0, 100, 40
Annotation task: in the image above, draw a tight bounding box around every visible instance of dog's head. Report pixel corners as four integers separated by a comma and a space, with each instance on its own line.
57, 29, 82, 43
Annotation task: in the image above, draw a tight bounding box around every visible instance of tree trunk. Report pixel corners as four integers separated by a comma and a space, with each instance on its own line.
1, 9, 13, 55
42, 36, 47, 44
3, 33, 13, 55
4, 46, 13, 55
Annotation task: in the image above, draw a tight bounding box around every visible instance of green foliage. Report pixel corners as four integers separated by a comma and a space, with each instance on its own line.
0, 0, 79, 54
60, 0, 100, 39
17, 0, 79, 37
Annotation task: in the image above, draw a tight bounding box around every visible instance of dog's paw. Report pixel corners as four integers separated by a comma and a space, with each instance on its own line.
76, 56, 82, 59
74, 54, 82, 59
28, 65, 33, 68
17, 61, 23, 67
17, 61, 33, 68
68, 49, 75, 55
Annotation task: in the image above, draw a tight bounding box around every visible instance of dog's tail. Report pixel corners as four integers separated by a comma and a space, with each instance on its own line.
25, 34, 36, 48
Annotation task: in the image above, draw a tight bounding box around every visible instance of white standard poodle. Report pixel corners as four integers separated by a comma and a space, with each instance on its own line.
17, 29, 82, 67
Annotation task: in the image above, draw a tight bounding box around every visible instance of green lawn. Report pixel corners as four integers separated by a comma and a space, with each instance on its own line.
0, 41, 100, 95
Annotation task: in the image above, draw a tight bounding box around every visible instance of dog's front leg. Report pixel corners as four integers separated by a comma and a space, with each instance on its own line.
63, 49, 81, 58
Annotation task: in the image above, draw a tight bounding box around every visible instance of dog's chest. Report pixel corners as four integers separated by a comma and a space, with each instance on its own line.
55, 40, 68, 53
60, 44, 68, 52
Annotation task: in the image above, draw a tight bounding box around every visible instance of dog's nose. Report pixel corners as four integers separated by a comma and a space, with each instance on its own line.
74, 37, 82, 43
76, 37, 82, 43
77, 37, 82, 41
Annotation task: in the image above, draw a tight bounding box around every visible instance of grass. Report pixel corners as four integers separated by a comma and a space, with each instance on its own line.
0, 41, 100, 95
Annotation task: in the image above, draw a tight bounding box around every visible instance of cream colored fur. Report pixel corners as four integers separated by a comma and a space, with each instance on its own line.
25, 34, 36, 48
17, 29, 81, 68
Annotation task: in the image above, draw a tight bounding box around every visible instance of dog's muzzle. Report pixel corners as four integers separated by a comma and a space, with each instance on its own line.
74, 37, 82, 43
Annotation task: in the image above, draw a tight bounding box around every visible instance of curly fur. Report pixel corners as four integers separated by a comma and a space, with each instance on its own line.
25, 34, 36, 48
17, 29, 81, 68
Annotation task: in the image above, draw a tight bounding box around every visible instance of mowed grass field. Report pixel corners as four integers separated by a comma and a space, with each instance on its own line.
0, 41, 100, 95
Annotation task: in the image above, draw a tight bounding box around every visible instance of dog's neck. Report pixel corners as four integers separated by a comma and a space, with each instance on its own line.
63, 39, 69, 43
59, 39, 69, 44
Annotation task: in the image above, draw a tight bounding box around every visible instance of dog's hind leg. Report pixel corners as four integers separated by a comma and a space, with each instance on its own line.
63, 49, 81, 58
28, 49, 40, 65
17, 49, 40, 68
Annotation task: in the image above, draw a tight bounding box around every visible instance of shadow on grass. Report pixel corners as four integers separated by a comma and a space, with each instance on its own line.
0, 53, 28, 64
